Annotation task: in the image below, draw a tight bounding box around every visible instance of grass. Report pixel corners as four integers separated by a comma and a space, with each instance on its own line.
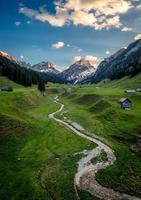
1, 74, 141, 199
0, 76, 23, 88
56, 74, 141, 198
0, 77, 95, 200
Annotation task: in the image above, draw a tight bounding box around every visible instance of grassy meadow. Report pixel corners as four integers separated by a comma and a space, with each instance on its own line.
0, 77, 95, 200
0, 74, 141, 199
57, 74, 141, 198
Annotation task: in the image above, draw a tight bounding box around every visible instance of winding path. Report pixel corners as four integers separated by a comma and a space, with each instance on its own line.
49, 96, 141, 200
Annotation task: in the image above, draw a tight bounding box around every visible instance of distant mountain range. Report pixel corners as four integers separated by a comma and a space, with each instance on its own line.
0, 51, 97, 84
0, 51, 67, 85
30, 59, 96, 84
1, 39, 141, 85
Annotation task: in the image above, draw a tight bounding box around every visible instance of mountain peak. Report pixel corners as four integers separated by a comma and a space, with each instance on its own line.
60, 58, 96, 83
0, 51, 17, 62
38, 61, 54, 68
32, 61, 59, 74
18, 60, 31, 69
75, 58, 92, 67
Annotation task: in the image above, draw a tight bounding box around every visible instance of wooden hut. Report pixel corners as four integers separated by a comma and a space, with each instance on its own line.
119, 98, 132, 110
0, 86, 13, 91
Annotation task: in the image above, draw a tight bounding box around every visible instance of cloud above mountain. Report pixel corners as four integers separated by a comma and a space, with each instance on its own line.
121, 26, 133, 32
19, 0, 134, 30
74, 55, 101, 67
52, 41, 65, 49
134, 34, 141, 40
15, 21, 21, 26
106, 50, 110, 55
136, 4, 141, 10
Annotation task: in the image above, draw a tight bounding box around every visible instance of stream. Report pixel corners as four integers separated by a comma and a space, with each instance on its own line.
48, 96, 141, 200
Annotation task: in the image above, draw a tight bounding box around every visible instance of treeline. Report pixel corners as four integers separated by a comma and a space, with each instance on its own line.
0, 55, 67, 87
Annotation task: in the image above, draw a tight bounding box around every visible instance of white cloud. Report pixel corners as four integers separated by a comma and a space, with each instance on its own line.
74, 55, 101, 67
136, 4, 141, 10
134, 34, 141, 40
20, 55, 29, 61
15, 21, 21, 26
27, 20, 31, 24
71, 10, 97, 27
77, 48, 83, 52
66, 44, 83, 52
19, 6, 68, 27
19, 0, 133, 30
20, 55, 24, 59
85, 55, 101, 66
106, 50, 110, 55
65, 0, 132, 14
74, 56, 82, 62
52, 41, 65, 49
121, 26, 133, 32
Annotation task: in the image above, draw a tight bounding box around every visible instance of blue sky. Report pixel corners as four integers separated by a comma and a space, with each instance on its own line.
0, 0, 141, 69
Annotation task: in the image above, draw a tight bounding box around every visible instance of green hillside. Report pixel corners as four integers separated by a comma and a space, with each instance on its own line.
0, 77, 95, 200
97, 73, 141, 89
0, 75, 141, 199
0, 76, 24, 88
56, 74, 141, 197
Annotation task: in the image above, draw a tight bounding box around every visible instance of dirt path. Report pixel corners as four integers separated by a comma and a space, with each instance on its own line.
49, 96, 141, 200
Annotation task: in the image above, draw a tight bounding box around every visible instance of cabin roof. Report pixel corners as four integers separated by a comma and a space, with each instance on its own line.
0, 86, 13, 91
1, 85, 12, 89
125, 90, 136, 93
119, 97, 131, 103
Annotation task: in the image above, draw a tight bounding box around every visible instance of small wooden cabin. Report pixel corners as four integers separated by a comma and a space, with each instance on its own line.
0, 86, 13, 92
125, 90, 136, 94
119, 98, 132, 110
136, 88, 141, 92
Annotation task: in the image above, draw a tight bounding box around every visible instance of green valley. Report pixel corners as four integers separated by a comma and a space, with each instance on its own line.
0, 74, 141, 200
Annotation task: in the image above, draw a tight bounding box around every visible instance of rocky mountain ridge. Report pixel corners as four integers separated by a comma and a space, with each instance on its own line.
60, 59, 96, 83
32, 61, 60, 74
80, 39, 141, 84
1, 39, 141, 84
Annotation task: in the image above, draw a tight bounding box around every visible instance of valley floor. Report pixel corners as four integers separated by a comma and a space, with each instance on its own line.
0, 75, 141, 200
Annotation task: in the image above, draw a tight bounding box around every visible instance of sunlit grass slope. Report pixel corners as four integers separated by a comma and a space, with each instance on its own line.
57, 74, 141, 197
0, 77, 95, 200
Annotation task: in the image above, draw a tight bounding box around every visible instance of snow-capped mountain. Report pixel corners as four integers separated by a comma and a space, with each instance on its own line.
81, 39, 141, 84
0, 51, 68, 84
60, 58, 97, 83
32, 61, 60, 74
17, 60, 32, 69
1, 39, 141, 85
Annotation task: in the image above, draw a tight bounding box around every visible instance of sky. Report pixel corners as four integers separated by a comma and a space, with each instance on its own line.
0, 0, 141, 69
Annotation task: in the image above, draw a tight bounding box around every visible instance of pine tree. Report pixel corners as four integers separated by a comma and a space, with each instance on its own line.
38, 79, 45, 96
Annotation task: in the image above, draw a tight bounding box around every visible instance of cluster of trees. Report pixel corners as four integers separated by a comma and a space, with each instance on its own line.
38, 79, 46, 95
0, 54, 67, 94
0, 56, 40, 87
